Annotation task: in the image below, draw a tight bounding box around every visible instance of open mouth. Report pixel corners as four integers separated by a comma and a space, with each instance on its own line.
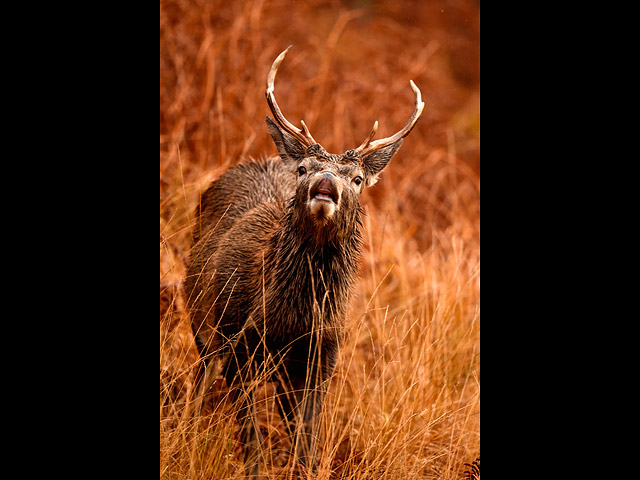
313, 191, 336, 202
310, 178, 338, 204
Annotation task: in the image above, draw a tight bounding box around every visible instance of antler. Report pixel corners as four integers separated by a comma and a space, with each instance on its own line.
266, 46, 317, 147
355, 80, 425, 157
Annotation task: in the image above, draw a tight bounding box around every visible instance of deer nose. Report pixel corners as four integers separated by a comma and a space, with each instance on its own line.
311, 172, 340, 204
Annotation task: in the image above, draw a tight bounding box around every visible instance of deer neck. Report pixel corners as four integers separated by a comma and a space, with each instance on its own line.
263, 204, 363, 331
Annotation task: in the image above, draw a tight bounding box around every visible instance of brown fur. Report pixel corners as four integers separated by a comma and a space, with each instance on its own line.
184, 116, 404, 476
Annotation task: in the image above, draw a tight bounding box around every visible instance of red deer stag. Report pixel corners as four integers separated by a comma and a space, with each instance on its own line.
185, 46, 424, 477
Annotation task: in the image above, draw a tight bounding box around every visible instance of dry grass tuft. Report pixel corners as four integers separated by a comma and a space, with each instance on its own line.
161, 1, 479, 478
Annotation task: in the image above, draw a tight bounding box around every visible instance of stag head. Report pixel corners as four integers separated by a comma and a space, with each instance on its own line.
266, 46, 424, 242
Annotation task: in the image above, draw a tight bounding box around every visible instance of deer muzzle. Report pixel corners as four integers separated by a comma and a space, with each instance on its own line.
308, 173, 341, 220
311, 173, 340, 203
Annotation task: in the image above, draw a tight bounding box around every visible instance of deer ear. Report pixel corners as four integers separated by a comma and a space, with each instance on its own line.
266, 116, 306, 168
362, 139, 402, 187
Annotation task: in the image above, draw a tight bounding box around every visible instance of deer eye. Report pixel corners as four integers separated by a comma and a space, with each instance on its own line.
298, 166, 307, 176
353, 176, 363, 186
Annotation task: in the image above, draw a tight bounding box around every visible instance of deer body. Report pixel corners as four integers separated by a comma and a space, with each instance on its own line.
185, 47, 424, 476
187, 157, 356, 361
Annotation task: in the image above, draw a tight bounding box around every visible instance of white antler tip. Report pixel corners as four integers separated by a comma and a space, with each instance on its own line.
409, 80, 423, 105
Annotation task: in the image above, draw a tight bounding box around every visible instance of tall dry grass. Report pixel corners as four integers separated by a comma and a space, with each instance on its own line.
161, 0, 479, 478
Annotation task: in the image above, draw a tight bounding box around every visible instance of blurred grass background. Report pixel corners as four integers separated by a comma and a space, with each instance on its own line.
160, 0, 479, 478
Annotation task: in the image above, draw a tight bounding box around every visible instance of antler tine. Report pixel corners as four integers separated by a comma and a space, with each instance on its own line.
356, 80, 424, 157
355, 121, 379, 152
266, 46, 317, 147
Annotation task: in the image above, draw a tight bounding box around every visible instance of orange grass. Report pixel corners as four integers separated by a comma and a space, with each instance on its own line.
160, 1, 479, 478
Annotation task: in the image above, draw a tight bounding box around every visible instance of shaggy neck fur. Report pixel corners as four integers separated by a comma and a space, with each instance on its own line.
262, 198, 363, 342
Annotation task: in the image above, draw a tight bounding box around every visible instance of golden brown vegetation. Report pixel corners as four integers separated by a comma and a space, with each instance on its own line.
160, 0, 479, 478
